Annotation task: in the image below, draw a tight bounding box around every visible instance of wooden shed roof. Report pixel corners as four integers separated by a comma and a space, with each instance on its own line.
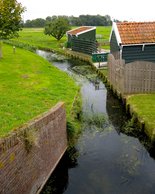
67, 26, 96, 36
112, 21, 155, 45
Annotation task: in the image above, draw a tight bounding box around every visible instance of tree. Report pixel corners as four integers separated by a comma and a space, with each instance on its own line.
0, 0, 25, 39
44, 16, 71, 41
0, 0, 25, 58
24, 18, 46, 28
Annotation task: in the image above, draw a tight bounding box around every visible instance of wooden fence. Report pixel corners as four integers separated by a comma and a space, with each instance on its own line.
108, 54, 155, 94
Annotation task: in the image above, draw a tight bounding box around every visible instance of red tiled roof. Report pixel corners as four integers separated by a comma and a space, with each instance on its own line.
117, 22, 155, 45
67, 26, 94, 35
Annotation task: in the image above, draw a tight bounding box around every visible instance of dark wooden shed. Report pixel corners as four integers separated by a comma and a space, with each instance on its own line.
109, 21, 155, 63
66, 26, 97, 55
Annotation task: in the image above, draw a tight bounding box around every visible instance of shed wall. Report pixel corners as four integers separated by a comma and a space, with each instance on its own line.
110, 31, 120, 59
122, 45, 155, 63
71, 37, 97, 55
110, 30, 155, 63
78, 29, 96, 41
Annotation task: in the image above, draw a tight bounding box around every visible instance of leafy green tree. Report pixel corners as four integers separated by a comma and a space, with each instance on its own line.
44, 16, 71, 41
0, 0, 25, 58
0, 0, 25, 39
24, 18, 46, 28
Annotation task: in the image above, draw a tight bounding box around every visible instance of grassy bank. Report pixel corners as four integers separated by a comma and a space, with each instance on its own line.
127, 94, 155, 138
99, 67, 108, 77
0, 44, 79, 137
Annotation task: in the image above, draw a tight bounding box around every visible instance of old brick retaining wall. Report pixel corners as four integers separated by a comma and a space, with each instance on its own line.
0, 102, 67, 194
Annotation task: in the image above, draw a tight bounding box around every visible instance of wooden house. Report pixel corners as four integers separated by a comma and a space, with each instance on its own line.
66, 26, 97, 55
110, 22, 155, 63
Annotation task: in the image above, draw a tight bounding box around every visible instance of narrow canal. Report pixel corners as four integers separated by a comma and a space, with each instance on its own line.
37, 50, 155, 194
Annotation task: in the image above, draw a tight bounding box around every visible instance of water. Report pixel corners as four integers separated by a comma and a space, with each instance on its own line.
37, 50, 155, 194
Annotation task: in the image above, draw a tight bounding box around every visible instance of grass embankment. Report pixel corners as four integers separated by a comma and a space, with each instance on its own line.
99, 67, 108, 77
0, 44, 79, 137
127, 94, 155, 138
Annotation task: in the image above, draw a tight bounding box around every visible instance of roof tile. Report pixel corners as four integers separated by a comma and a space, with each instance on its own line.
117, 22, 155, 45
67, 26, 94, 35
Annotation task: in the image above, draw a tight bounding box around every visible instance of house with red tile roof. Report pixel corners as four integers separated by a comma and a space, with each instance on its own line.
109, 22, 155, 63
66, 26, 97, 55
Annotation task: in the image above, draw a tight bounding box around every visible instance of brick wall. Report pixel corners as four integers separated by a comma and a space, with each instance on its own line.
0, 102, 67, 194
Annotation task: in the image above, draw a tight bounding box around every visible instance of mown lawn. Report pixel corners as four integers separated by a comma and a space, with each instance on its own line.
0, 44, 78, 137
127, 94, 155, 136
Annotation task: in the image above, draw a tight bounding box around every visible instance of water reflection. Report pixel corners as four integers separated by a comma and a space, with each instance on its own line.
106, 89, 128, 133
41, 148, 78, 194
106, 89, 155, 160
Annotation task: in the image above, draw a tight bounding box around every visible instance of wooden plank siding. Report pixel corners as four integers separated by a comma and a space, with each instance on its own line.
71, 37, 97, 55
110, 31, 120, 53
110, 31, 120, 60
78, 29, 96, 41
122, 45, 155, 64
108, 54, 155, 94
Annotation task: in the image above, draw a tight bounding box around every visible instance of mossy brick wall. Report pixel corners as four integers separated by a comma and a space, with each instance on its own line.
0, 102, 67, 194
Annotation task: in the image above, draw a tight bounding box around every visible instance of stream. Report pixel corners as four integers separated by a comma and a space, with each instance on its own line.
37, 50, 155, 194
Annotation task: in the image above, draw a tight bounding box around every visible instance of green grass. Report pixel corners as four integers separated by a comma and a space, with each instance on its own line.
127, 94, 155, 136
0, 44, 78, 137
96, 26, 111, 50
13, 28, 67, 52
11, 26, 111, 52
96, 26, 111, 41
99, 67, 108, 77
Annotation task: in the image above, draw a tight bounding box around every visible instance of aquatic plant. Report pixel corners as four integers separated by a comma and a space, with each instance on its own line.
67, 91, 82, 146
82, 112, 107, 132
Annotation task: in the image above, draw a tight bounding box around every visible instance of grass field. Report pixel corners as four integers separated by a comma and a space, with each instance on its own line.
0, 44, 78, 137
12, 26, 111, 51
96, 26, 111, 50
14, 28, 66, 51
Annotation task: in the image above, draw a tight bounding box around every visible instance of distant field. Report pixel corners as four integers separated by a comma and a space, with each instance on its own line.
96, 26, 111, 50
15, 28, 66, 51
13, 26, 111, 51
96, 26, 111, 41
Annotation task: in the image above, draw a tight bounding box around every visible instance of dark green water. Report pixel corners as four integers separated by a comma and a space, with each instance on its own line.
37, 50, 155, 194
